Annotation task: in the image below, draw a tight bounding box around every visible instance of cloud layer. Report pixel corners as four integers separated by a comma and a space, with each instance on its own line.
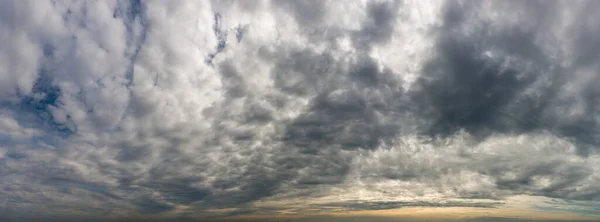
1, 0, 600, 220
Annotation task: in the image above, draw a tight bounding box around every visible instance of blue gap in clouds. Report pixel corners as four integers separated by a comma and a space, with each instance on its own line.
213, 13, 227, 52
51, 179, 123, 201
563, 202, 600, 215
234, 25, 244, 43
112, 0, 149, 125
205, 12, 227, 66
16, 71, 75, 138
114, 0, 148, 86
204, 13, 246, 66
0, 69, 71, 151
534, 202, 600, 215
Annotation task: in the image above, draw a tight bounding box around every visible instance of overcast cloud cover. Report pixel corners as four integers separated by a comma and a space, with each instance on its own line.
1, 0, 600, 221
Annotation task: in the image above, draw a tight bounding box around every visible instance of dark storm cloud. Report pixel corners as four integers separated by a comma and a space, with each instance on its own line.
410, 0, 556, 138
407, 0, 600, 156
392, 0, 600, 202
554, 0, 600, 156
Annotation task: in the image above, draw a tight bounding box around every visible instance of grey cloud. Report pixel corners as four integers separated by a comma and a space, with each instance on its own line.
352, 0, 400, 50
218, 62, 249, 99
269, 49, 340, 96
274, 48, 404, 151
143, 181, 208, 205
316, 200, 501, 210
2, 0, 600, 220
134, 197, 174, 214
275, 0, 326, 28
263, 45, 406, 193
475, 153, 597, 199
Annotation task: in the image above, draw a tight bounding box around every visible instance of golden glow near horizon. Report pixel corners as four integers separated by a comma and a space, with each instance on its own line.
218, 207, 600, 222
164, 195, 600, 221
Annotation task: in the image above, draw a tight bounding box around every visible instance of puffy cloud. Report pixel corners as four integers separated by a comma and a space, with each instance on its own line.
0, 0, 600, 220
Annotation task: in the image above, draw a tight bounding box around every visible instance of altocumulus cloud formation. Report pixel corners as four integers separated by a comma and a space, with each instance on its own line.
1, 0, 600, 221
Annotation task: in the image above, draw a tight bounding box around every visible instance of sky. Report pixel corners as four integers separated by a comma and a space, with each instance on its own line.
1, 0, 600, 221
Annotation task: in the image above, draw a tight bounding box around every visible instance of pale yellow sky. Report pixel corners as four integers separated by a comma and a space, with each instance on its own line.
114, 195, 600, 222
216, 207, 600, 222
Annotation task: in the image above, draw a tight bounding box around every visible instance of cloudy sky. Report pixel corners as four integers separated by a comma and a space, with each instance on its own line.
1, 0, 600, 221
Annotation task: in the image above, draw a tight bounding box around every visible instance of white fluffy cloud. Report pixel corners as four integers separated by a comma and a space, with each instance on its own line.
1, 0, 600, 220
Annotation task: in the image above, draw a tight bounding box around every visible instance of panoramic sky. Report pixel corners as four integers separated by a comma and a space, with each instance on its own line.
1, 0, 600, 221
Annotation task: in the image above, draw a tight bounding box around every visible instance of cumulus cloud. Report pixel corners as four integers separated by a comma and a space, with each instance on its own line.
1, 0, 600, 220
